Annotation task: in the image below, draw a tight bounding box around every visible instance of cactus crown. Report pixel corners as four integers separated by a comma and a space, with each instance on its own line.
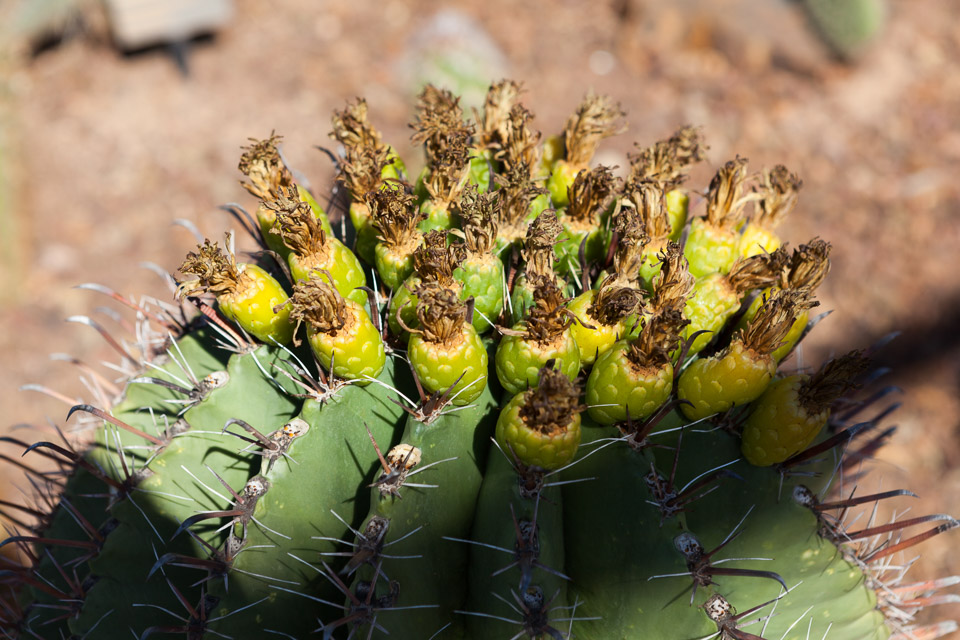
753, 164, 802, 230
798, 350, 871, 413
624, 177, 670, 241
287, 275, 347, 336
628, 124, 706, 190
783, 238, 832, 292
704, 156, 752, 230
267, 185, 329, 257
330, 97, 383, 151
518, 366, 583, 436
337, 145, 392, 198
177, 236, 244, 297
475, 79, 524, 152
410, 84, 473, 171
739, 290, 812, 355
522, 276, 573, 343
610, 205, 650, 287
458, 185, 500, 257
522, 211, 563, 278
566, 165, 617, 228
495, 160, 547, 234
628, 309, 687, 368
503, 104, 542, 170
649, 242, 695, 313
238, 132, 293, 199
726, 246, 789, 295
368, 183, 423, 250
411, 282, 467, 344
412, 230, 465, 286
562, 92, 627, 166
589, 276, 645, 326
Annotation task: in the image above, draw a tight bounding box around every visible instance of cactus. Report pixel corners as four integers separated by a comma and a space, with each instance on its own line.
3, 82, 957, 640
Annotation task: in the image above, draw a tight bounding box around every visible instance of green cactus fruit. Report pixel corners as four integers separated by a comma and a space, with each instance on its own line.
567, 280, 643, 368
497, 277, 581, 396
682, 248, 787, 358
685, 157, 752, 278
739, 239, 832, 362
286, 275, 385, 384
369, 184, 424, 292
677, 291, 806, 421
177, 237, 295, 345
495, 366, 583, 471
546, 93, 625, 208
554, 166, 616, 281
585, 310, 685, 425
741, 351, 869, 466
405, 283, 488, 406
628, 125, 706, 244
5, 86, 958, 640
453, 185, 505, 334
387, 230, 464, 340
738, 165, 802, 259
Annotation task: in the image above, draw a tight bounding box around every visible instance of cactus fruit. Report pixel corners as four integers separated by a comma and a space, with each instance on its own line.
4, 82, 958, 640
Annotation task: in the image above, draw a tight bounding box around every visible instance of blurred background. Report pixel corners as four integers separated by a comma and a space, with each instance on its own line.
0, 0, 958, 630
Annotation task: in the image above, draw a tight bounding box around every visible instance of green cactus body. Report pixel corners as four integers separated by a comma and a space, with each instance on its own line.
685, 217, 740, 278
562, 423, 890, 640
495, 326, 580, 396
408, 324, 488, 405
465, 449, 567, 638
351, 380, 499, 639
664, 189, 689, 242
206, 356, 411, 638
217, 263, 295, 345
585, 340, 673, 424
287, 237, 368, 307
681, 273, 740, 357
257, 201, 293, 258
454, 254, 504, 334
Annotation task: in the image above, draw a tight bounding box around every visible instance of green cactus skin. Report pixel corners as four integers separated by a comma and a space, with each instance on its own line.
685, 217, 740, 279
495, 327, 580, 397
349, 201, 379, 265
204, 357, 411, 639
453, 254, 504, 335
585, 340, 673, 425
374, 242, 416, 292
418, 199, 455, 233
682, 273, 741, 357
408, 324, 488, 406
350, 379, 499, 639
562, 422, 891, 640
288, 237, 368, 307
664, 189, 689, 242
6, 88, 957, 640
464, 448, 567, 639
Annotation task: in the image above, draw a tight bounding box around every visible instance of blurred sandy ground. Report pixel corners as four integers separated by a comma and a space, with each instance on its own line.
1, 0, 958, 630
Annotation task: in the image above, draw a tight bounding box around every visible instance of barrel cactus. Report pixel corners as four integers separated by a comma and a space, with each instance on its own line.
3, 82, 957, 640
